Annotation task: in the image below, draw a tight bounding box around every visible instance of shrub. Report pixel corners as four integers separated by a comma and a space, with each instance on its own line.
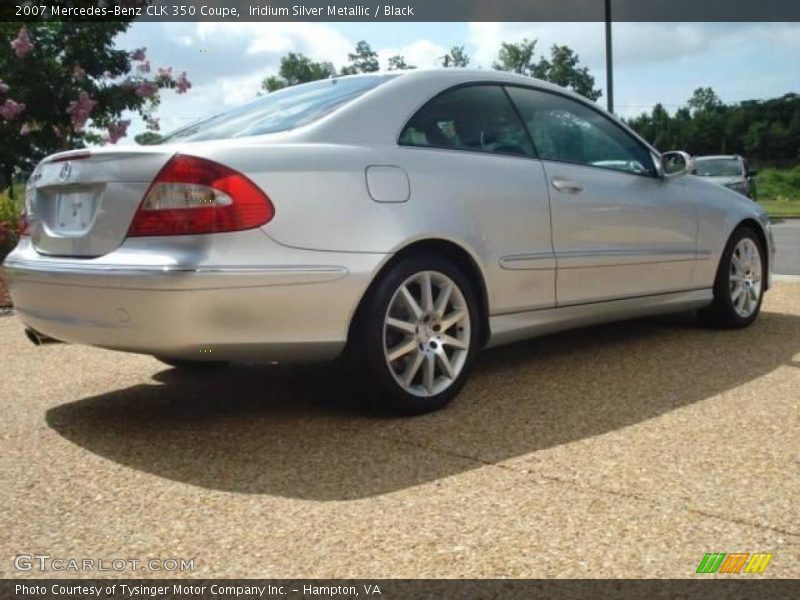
757, 165, 800, 202
0, 189, 23, 262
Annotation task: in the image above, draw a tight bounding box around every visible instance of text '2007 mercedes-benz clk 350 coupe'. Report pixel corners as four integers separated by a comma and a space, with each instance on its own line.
3, 69, 775, 414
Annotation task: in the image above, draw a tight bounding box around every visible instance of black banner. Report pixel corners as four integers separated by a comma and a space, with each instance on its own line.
3, 579, 800, 600
3, 0, 800, 22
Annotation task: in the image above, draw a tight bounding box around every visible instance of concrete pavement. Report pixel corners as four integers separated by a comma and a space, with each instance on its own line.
1, 284, 798, 579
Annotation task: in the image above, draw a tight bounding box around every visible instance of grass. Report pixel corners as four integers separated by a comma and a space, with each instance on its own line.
756, 199, 800, 218
755, 165, 800, 218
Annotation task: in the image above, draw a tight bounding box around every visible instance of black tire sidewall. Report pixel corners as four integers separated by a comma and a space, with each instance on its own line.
707, 226, 766, 328
353, 255, 481, 414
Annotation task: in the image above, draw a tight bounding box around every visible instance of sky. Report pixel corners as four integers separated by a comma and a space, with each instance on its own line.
115, 21, 800, 142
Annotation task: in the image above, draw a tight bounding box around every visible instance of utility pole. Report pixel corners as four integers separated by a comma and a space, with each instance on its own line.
605, 0, 614, 113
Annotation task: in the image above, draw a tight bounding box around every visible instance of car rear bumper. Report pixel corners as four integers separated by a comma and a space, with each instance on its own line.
3, 234, 386, 362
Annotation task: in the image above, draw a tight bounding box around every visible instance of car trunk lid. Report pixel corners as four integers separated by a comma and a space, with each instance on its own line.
27, 147, 175, 257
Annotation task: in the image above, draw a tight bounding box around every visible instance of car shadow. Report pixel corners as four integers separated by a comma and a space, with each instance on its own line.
46, 309, 800, 501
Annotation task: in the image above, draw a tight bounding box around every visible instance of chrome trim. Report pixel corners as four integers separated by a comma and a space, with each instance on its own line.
499, 253, 556, 270
555, 249, 700, 269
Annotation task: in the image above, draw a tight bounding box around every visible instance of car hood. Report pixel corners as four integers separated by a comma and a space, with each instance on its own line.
699, 175, 746, 186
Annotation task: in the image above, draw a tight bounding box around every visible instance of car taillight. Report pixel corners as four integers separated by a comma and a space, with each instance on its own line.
127, 154, 274, 237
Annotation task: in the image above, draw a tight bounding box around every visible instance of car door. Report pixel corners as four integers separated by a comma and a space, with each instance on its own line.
397, 84, 555, 314
506, 86, 699, 306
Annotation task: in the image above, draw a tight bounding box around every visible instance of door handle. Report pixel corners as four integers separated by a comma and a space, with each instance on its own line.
551, 178, 584, 194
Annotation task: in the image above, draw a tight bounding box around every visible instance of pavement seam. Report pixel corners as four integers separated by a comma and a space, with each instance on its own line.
534, 472, 800, 539
380, 433, 800, 540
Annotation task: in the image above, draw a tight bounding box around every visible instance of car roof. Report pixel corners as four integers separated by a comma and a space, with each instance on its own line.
314, 68, 658, 153
390, 67, 583, 96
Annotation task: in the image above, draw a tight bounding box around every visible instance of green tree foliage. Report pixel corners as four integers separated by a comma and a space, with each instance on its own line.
493, 38, 538, 76
0, 22, 191, 192
627, 89, 800, 161
341, 40, 379, 74
133, 131, 163, 145
261, 52, 334, 92
440, 46, 470, 68
687, 87, 723, 113
536, 45, 601, 101
0, 188, 22, 260
493, 40, 601, 101
387, 55, 415, 71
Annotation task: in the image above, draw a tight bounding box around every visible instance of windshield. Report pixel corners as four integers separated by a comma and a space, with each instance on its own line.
157, 74, 397, 143
694, 158, 742, 177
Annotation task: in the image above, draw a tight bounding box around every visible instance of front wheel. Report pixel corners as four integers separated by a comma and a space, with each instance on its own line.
350, 255, 481, 415
700, 226, 765, 329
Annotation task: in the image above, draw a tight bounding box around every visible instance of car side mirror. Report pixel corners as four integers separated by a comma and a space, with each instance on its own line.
659, 151, 694, 178
747, 169, 758, 178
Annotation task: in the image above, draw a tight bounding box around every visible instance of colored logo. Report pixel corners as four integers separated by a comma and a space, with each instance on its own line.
696, 552, 773, 574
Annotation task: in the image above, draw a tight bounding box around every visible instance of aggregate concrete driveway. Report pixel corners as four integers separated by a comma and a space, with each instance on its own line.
1, 284, 798, 579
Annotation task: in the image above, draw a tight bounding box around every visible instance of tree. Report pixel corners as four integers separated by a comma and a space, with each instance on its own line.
625, 90, 800, 161
687, 87, 722, 114
261, 52, 334, 92
440, 46, 470, 68
0, 23, 191, 193
789, 108, 800, 159
493, 38, 537, 76
387, 55, 415, 71
743, 121, 770, 159
262, 75, 287, 93
533, 45, 601, 101
134, 131, 163, 145
341, 40, 379, 74
492, 41, 600, 101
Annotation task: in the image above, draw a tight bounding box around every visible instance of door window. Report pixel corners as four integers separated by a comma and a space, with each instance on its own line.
506, 86, 655, 175
399, 85, 534, 158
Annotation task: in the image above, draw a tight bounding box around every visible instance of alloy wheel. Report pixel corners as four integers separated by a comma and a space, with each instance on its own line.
382, 271, 471, 397
729, 237, 762, 318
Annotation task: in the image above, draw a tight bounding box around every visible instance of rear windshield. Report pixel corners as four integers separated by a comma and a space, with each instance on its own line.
157, 74, 397, 143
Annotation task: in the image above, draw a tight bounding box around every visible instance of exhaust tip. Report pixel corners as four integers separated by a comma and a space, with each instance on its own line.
24, 327, 64, 346
25, 328, 42, 346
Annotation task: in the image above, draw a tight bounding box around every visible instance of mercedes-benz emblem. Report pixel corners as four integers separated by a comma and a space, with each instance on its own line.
59, 162, 72, 181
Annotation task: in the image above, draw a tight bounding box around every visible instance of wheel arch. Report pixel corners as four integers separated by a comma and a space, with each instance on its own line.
347, 237, 491, 348
730, 217, 771, 290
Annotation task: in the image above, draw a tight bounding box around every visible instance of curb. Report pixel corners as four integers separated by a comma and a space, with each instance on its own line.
773, 274, 800, 282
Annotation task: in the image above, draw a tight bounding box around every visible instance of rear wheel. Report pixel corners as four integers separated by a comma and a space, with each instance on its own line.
700, 226, 765, 329
155, 357, 229, 370
350, 255, 481, 415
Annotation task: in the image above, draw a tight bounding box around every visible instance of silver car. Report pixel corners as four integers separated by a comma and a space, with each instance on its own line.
694, 154, 757, 199
3, 69, 774, 414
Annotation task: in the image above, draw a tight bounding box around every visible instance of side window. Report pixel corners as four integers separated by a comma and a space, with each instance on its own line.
399, 85, 534, 158
506, 86, 655, 175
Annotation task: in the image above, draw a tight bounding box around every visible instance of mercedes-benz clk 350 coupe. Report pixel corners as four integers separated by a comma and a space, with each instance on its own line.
3, 69, 774, 414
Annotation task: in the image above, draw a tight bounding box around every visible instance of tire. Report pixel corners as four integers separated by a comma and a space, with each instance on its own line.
349, 254, 481, 415
699, 226, 766, 329
155, 357, 229, 370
